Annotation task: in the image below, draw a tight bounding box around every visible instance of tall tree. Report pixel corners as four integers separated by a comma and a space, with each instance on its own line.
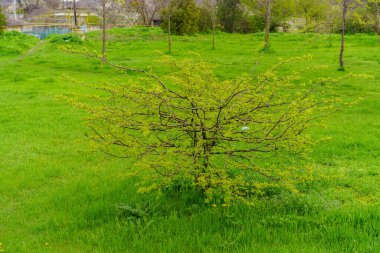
73, 0, 78, 28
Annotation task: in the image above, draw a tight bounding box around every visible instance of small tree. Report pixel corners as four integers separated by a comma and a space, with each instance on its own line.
294, 0, 329, 32
202, 0, 219, 49
161, 0, 178, 53
243, 0, 275, 49
369, 0, 380, 43
130, 0, 166, 26
17, 0, 41, 16
93, 0, 124, 63
339, 0, 364, 69
0, 7, 6, 35
69, 54, 349, 205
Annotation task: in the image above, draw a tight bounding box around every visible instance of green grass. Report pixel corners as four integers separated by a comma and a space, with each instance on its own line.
0, 28, 379, 252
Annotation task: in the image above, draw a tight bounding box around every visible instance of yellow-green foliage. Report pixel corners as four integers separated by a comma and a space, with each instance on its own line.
87, 15, 101, 26
70, 54, 354, 205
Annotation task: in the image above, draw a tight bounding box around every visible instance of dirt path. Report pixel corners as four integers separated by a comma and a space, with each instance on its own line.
0, 40, 44, 67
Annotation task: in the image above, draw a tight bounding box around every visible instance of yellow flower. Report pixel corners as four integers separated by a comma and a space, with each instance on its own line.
211, 204, 217, 207
44, 243, 49, 246
222, 204, 227, 207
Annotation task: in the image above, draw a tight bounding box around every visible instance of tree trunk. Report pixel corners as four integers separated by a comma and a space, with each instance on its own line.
376, 2, 380, 44
168, 17, 172, 53
340, 0, 348, 69
212, 23, 215, 50
73, 0, 78, 28
102, 1, 106, 64
328, 0, 333, 47
264, 1, 272, 49
13, 0, 17, 20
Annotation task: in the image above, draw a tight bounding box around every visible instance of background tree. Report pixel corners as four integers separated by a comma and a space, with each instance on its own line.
339, 0, 364, 69
93, 0, 124, 63
202, 0, 218, 49
243, 0, 292, 48
73, 0, 78, 28
217, 0, 244, 33
326, 0, 339, 46
369, 0, 380, 42
17, 0, 41, 16
129, 0, 166, 26
0, 6, 6, 35
161, 0, 200, 35
161, 0, 178, 53
294, 0, 329, 31
261, 0, 274, 49
44, 0, 60, 9
340, 0, 349, 69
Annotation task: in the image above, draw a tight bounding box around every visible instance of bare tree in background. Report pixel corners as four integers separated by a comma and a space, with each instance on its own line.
202, 0, 218, 49
243, 0, 274, 49
327, 0, 337, 47
161, 0, 178, 53
17, 0, 41, 15
93, 0, 124, 63
44, 0, 60, 9
129, 0, 166, 26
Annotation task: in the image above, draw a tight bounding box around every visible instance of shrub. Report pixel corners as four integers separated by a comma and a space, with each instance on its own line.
161, 0, 200, 35
67, 54, 357, 205
198, 7, 213, 33
87, 15, 101, 26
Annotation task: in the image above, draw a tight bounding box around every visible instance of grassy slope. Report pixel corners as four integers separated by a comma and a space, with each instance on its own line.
0, 28, 379, 252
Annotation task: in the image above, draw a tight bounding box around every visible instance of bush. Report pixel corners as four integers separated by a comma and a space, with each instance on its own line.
161, 0, 200, 35
198, 7, 213, 33
87, 15, 101, 26
67, 54, 354, 205
48, 33, 83, 44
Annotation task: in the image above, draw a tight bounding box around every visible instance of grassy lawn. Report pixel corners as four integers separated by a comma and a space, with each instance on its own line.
0, 27, 379, 252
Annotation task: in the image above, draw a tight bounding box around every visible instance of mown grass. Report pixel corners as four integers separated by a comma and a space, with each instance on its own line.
0, 28, 379, 252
